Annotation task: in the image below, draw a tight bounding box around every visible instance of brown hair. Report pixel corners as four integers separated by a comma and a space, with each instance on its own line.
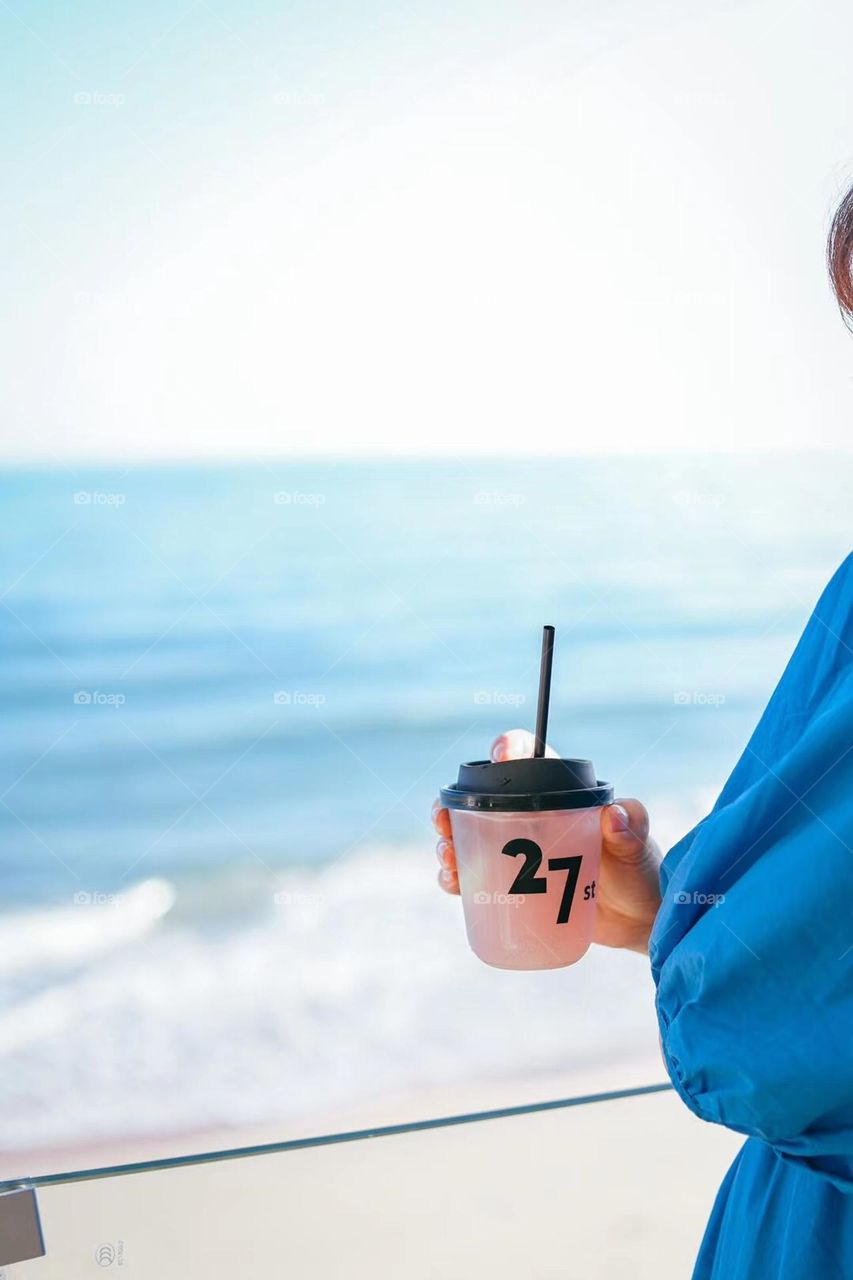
828, 184, 853, 324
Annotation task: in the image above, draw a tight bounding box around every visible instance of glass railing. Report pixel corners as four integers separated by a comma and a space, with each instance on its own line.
0, 1082, 743, 1278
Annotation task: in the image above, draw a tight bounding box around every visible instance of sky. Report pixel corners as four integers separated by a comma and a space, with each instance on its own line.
2, 0, 853, 460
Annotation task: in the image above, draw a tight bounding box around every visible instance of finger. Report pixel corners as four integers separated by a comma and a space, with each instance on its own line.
491, 729, 558, 762
431, 799, 452, 838
600, 799, 651, 862
438, 866, 460, 895
435, 838, 457, 874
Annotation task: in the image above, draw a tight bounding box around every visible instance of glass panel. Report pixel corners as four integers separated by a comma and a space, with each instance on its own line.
1, 1088, 742, 1280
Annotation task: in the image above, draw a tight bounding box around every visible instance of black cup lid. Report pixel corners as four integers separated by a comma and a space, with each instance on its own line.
440, 757, 613, 812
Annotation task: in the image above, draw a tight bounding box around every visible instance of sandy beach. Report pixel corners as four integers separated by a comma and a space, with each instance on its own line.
8, 1070, 743, 1279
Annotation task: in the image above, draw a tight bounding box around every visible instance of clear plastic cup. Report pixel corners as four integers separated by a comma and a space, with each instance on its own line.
441, 757, 612, 970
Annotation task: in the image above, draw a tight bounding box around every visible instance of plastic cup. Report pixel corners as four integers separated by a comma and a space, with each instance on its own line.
441, 757, 613, 970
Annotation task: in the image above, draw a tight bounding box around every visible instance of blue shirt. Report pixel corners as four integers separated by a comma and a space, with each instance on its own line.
650, 553, 853, 1279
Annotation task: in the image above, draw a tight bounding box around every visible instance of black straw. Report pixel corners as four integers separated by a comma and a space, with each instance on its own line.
533, 625, 555, 758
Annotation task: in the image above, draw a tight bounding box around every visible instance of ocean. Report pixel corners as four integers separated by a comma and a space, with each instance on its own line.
0, 454, 849, 1155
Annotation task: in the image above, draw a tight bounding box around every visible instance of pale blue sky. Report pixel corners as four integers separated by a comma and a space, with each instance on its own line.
3, 0, 853, 459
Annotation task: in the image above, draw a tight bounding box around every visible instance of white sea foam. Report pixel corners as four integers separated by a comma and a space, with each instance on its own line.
0, 788, 711, 1153
0, 879, 175, 977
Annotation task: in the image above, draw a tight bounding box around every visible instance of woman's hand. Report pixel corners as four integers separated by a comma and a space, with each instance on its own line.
432, 728, 662, 955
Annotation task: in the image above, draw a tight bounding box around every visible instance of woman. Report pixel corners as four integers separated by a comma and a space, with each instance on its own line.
430, 189, 853, 1279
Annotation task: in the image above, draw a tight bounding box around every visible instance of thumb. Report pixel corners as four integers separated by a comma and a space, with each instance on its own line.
600, 799, 652, 865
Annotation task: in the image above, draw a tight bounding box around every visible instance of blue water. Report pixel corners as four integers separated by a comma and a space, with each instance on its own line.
0, 454, 849, 1155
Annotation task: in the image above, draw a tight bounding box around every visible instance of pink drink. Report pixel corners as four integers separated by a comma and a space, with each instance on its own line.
441, 756, 612, 970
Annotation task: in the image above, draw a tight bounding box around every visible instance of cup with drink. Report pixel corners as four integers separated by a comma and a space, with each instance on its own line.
440, 627, 613, 970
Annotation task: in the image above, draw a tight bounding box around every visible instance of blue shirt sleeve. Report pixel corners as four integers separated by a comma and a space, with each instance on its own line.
651, 555, 853, 1192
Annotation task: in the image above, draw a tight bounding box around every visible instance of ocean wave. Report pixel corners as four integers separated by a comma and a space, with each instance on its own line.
0, 789, 709, 1152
